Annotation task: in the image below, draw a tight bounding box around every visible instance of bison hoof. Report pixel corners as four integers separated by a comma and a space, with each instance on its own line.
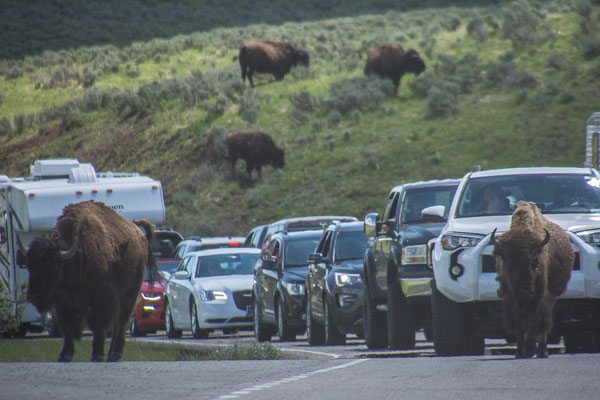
536, 351, 549, 358
106, 352, 122, 362
58, 355, 73, 362
91, 355, 105, 362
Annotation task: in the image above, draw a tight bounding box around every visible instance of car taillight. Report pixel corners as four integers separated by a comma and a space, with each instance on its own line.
229, 242, 240, 247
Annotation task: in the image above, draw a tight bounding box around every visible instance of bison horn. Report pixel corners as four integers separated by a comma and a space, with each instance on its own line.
60, 235, 79, 260
539, 228, 551, 249
16, 234, 29, 255
489, 228, 500, 246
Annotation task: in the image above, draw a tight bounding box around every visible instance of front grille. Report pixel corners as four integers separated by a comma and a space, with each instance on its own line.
481, 252, 580, 273
233, 290, 252, 311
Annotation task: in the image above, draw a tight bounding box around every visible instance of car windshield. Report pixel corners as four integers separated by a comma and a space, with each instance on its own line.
195, 253, 259, 278
456, 173, 600, 217
334, 231, 368, 261
284, 238, 320, 267
401, 186, 458, 223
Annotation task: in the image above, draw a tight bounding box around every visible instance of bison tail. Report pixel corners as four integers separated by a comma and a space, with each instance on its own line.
239, 46, 247, 81
133, 219, 159, 286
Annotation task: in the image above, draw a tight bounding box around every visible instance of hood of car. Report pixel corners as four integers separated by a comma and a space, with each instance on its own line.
193, 274, 253, 292
401, 223, 446, 244
331, 259, 363, 273
446, 213, 600, 236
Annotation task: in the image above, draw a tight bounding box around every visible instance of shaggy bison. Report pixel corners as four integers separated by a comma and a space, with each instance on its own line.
239, 40, 309, 87
24, 200, 157, 362
364, 44, 426, 91
491, 201, 574, 358
226, 130, 284, 178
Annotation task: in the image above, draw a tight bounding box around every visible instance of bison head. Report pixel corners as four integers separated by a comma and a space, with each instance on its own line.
24, 235, 78, 313
405, 49, 426, 75
491, 228, 550, 304
272, 147, 285, 169
294, 49, 310, 67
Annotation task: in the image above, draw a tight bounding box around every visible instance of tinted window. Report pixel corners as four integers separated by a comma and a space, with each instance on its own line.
401, 186, 458, 223
195, 253, 259, 278
284, 238, 320, 267
457, 173, 600, 217
334, 231, 368, 261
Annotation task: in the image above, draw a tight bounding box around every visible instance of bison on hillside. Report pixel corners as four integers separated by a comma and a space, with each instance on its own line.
226, 130, 284, 179
24, 200, 157, 362
239, 40, 309, 87
491, 201, 573, 358
364, 44, 426, 91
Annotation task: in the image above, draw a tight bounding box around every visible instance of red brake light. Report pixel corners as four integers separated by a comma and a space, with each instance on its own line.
229, 242, 240, 247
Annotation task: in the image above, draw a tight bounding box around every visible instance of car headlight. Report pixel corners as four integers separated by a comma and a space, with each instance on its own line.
200, 290, 228, 301
334, 272, 362, 287
441, 233, 484, 250
576, 229, 600, 244
283, 282, 305, 296
401, 245, 427, 265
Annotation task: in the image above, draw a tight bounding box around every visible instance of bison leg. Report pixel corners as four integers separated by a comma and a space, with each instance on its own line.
90, 328, 106, 362
58, 332, 76, 362
107, 295, 138, 362
536, 334, 549, 358
56, 307, 84, 362
247, 68, 255, 87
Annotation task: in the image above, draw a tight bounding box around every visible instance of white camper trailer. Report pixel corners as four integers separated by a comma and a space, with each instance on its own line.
0, 159, 166, 336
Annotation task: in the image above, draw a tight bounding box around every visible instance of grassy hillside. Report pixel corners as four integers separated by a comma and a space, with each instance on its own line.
1, 0, 600, 237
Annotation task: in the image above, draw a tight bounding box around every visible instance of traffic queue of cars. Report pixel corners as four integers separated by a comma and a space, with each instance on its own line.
132, 165, 600, 357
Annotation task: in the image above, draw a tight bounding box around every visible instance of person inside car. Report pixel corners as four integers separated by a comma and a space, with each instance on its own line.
482, 186, 512, 214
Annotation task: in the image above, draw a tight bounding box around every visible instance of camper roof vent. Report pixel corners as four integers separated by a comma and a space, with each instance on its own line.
31, 159, 81, 179
69, 163, 98, 184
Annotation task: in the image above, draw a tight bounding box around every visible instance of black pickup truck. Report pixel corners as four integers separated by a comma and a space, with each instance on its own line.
362, 179, 459, 349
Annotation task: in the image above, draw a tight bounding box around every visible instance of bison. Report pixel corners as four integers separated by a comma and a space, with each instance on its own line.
239, 40, 309, 87
491, 201, 573, 358
226, 130, 284, 178
23, 200, 157, 362
364, 44, 426, 91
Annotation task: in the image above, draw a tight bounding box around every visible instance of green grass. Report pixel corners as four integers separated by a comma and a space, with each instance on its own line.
1, 0, 599, 237
0, 339, 283, 362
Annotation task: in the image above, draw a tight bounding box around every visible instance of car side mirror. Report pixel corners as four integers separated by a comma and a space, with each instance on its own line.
422, 205, 446, 222
262, 257, 279, 270
308, 252, 324, 263
174, 270, 190, 280
364, 212, 379, 237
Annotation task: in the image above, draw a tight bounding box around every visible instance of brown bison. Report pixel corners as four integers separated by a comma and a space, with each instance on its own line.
364, 44, 426, 91
239, 40, 309, 87
491, 201, 573, 358
24, 200, 157, 362
226, 130, 284, 178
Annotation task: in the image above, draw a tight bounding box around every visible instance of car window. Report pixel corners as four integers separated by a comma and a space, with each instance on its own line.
457, 173, 600, 217
401, 186, 457, 223
176, 256, 193, 273
333, 231, 368, 261
317, 231, 333, 257
195, 253, 259, 278
284, 238, 320, 267
382, 191, 399, 221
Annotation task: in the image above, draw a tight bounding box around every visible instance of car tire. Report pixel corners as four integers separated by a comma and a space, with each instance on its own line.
306, 299, 325, 345
363, 286, 387, 349
129, 313, 145, 337
165, 301, 182, 339
387, 278, 415, 350
431, 280, 483, 356
191, 302, 209, 339
277, 300, 295, 342
324, 300, 345, 345
253, 297, 273, 342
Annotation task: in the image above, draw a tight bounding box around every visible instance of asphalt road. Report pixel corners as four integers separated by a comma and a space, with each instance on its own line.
2, 331, 599, 400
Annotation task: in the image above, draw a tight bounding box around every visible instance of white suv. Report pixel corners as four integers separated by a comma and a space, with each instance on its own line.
429, 166, 600, 356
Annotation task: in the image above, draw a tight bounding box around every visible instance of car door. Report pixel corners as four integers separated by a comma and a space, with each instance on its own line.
169, 255, 195, 326
260, 237, 281, 324
374, 190, 401, 291
309, 230, 333, 321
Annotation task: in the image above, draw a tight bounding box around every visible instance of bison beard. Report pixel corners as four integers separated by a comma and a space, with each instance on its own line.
239, 40, 309, 87
364, 43, 426, 91
491, 201, 573, 359
226, 130, 284, 179
24, 200, 157, 362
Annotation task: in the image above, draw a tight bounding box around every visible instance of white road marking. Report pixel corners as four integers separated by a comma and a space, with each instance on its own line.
213, 359, 368, 399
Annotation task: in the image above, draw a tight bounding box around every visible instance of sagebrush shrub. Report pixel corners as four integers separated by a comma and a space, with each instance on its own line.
0, 117, 12, 137
206, 125, 229, 160
324, 76, 394, 116
239, 92, 260, 123
426, 82, 460, 117
289, 89, 315, 112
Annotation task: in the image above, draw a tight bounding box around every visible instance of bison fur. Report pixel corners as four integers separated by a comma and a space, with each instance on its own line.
226, 130, 284, 178
25, 200, 157, 362
491, 201, 573, 358
239, 40, 309, 87
364, 44, 426, 91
